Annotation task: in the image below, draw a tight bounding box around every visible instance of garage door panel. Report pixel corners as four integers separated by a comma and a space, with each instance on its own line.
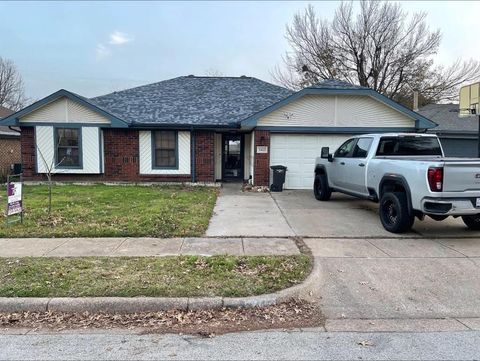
270, 134, 351, 189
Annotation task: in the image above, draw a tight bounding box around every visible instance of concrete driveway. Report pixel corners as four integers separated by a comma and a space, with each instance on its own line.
273, 190, 480, 238
207, 186, 480, 238
207, 185, 480, 328
305, 237, 480, 321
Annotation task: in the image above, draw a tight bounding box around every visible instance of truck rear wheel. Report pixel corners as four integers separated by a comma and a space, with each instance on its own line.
379, 192, 415, 233
313, 174, 331, 201
462, 215, 480, 230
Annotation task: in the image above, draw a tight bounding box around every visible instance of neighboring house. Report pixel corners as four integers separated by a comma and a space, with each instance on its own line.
0, 106, 20, 179
418, 103, 479, 157
0, 76, 436, 189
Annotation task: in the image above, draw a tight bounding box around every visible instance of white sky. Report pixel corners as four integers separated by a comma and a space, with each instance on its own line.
0, 1, 478, 99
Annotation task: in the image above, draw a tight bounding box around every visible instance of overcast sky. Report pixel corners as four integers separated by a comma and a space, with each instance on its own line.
1, 1, 479, 100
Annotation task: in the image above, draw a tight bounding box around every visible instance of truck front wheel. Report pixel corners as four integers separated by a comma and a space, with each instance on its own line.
313, 174, 331, 201
379, 192, 415, 233
462, 215, 480, 230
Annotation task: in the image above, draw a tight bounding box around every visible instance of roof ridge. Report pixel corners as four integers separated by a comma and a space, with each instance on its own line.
91, 76, 185, 100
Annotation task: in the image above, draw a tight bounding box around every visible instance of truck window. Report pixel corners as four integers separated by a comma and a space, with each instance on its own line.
335, 138, 356, 158
376, 136, 443, 156
352, 138, 373, 158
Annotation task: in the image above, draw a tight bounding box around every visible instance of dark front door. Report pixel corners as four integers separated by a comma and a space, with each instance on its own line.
222, 134, 243, 180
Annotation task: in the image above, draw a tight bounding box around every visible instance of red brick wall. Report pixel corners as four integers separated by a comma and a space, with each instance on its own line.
253, 130, 270, 186
19, 127, 192, 183
0, 137, 20, 178
194, 131, 215, 182
20, 127, 35, 178
103, 129, 139, 181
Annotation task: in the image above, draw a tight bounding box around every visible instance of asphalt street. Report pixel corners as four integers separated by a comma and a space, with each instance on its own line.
1, 329, 480, 360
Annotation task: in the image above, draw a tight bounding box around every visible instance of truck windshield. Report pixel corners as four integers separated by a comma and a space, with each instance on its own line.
376, 136, 443, 156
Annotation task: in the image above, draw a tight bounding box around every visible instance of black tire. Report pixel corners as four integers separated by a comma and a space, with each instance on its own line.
462, 215, 480, 230
313, 174, 332, 201
379, 192, 415, 233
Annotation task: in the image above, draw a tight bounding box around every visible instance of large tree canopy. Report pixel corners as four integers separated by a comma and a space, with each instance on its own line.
273, 1, 480, 107
0, 56, 28, 111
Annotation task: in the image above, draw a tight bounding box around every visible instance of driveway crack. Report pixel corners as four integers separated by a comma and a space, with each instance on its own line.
364, 239, 392, 257
269, 192, 297, 237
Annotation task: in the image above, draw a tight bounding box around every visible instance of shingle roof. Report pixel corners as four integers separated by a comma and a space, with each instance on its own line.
0, 106, 19, 136
418, 103, 478, 134
91, 76, 293, 126
309, 79, 369, 90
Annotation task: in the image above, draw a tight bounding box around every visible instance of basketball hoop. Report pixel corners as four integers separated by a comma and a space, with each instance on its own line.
459, 82, 480, 157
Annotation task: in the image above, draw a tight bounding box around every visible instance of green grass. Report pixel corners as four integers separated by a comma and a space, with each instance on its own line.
0, 255, 311, 297
0, 184, 217, 238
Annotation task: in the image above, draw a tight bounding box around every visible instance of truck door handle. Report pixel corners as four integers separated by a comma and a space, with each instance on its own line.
340, 162, 345, 165
358, 163, 365, 167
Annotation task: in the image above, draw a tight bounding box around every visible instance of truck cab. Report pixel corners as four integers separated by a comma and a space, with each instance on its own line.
314, 133, 480, 233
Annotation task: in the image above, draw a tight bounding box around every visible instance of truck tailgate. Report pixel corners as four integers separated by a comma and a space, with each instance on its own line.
443, 160, 480, 192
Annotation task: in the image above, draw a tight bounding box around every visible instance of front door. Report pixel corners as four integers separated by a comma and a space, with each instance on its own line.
222, 134, 243, 180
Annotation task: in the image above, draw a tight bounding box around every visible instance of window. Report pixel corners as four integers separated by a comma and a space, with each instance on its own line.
352, 138, 373, 158
334, 138, 356, 158
56, 128, 81, 167
153, 131, 177, 168
376, 136, 443, 156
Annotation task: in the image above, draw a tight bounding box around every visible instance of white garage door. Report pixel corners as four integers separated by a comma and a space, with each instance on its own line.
270, 134, 351, 189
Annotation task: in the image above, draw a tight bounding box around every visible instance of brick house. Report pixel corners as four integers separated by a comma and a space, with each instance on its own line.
0, 106, 20, 179
0, 76, 436, 188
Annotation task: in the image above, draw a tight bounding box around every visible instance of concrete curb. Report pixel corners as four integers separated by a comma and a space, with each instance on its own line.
0, 259, 320, 314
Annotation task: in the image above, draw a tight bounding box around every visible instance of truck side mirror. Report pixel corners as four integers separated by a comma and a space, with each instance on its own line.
321, 147, 333, 162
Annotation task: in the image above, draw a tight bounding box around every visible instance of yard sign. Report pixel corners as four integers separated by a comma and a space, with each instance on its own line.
6, 174, 23, 225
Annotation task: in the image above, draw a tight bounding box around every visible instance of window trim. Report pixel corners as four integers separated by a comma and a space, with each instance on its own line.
151, 130, 179, 170
54, 126, 83, 169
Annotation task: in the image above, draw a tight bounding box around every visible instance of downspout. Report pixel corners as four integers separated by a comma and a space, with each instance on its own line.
191, 127, 196, 183
8, 126, 21, 134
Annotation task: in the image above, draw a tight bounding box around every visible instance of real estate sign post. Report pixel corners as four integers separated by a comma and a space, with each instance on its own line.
6, 174, 23, 225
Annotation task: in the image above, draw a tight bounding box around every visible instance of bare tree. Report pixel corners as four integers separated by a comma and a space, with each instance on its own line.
36, 144, 65, 215
0, 57, 28, 111
273, 2, 480, 107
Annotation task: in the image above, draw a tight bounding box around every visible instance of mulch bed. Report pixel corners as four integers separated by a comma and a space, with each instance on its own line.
0, 300, 324, 336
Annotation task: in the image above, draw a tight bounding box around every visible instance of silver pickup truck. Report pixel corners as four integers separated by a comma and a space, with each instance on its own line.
314, 133, 480, 233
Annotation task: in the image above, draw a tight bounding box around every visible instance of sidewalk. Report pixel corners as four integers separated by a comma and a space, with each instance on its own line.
0, 237, 300, 257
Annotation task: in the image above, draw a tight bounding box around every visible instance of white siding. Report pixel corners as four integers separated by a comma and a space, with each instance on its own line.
36, 126, 102, 174
139, 131, 191, 175
335, 95, 412, 127
21, 97, 110, 124
270, 134, 351, 189
214, 133, 222, 180
258, 94, 414, 128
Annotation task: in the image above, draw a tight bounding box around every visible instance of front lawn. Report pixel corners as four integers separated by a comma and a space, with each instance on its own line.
0, 255, 311, 297
0, 184, 217, 238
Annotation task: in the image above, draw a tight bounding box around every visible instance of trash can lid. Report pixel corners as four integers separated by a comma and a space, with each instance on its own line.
270, 165, 287, 170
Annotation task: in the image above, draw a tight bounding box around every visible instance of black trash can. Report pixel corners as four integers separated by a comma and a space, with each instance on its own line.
270, 165, 287, 192
12, 163, 22, 175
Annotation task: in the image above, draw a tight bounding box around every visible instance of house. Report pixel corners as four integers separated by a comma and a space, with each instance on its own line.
418, 103, 479, 157
0, 76, 436, 189
0, 106, 20, 179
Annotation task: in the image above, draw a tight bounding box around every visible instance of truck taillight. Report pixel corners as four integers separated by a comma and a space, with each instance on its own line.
428, 167, 443, 192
